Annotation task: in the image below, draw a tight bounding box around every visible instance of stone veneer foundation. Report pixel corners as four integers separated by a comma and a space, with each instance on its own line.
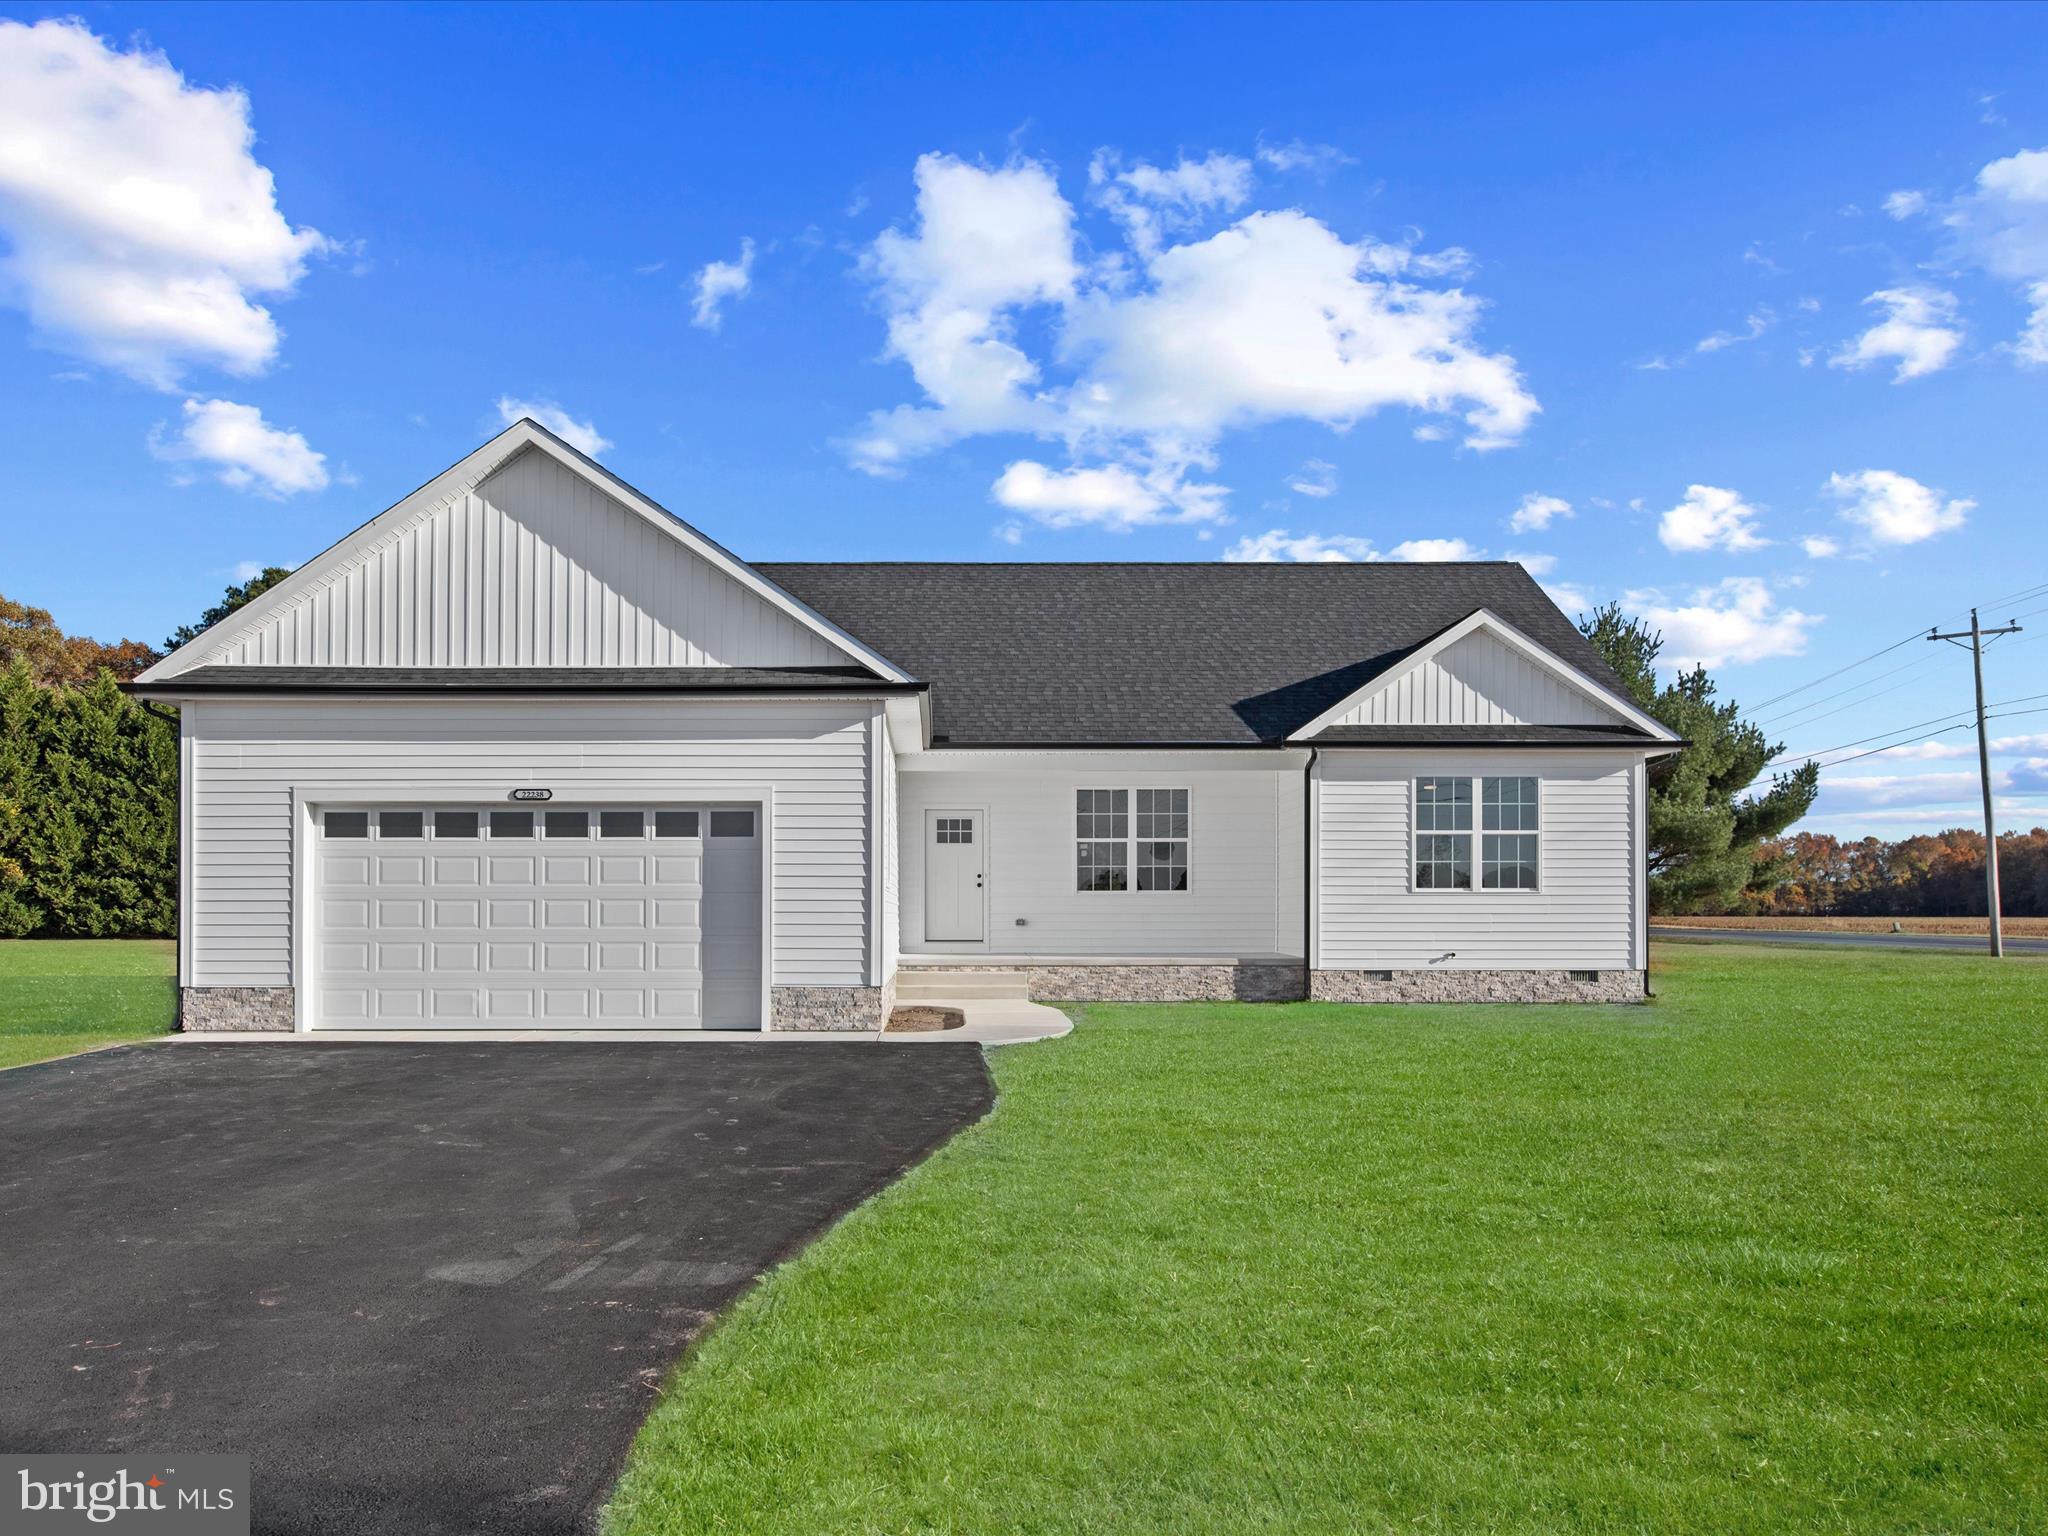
771, 978, 895, 1031
1310, 968, 1646, 1004
915, 961, 1307, 1004
181, 986, 296, 1032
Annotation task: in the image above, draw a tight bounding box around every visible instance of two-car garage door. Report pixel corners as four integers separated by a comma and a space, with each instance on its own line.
314, 803, 762, 1029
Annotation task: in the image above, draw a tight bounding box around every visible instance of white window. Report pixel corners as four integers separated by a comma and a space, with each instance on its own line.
1480, 776, 1540, 890
1414, 776, 1539, 891
1077, 788, 1189, 893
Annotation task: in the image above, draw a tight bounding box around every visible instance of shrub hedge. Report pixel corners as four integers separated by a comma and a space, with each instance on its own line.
0, 663, 177, 938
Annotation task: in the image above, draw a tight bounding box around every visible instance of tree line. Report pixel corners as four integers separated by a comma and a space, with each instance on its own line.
0, 573, 287, 938
1745, 828, 2048, 918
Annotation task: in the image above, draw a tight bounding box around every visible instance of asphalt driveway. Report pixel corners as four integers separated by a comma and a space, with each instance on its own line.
0, 1041, 993, 1535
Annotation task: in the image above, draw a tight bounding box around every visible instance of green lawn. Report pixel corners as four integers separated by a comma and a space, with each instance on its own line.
607, 944, 2048, 1535
0, 938, 177, 1070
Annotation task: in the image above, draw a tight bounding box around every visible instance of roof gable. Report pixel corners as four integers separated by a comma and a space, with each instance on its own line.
1291, 610, 1674, 741
139, 421, 908, 683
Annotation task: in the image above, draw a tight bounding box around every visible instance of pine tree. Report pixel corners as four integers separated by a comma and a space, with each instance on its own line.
1579, 604, 1819, 914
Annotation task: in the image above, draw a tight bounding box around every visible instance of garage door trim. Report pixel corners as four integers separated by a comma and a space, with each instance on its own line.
289, 783, 775, 1032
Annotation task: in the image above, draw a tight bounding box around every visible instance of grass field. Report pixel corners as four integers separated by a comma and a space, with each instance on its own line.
1657, 914, 2048, 938
0, 939, 177, 1070
607, 943, 2048, 1535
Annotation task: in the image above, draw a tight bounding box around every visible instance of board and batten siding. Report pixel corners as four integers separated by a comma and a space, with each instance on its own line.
196, 446, 850, 670
1327, 630, 1620, 728
899, 752, 1306, 959
186, 697, 880, 990
1315, 751, 1640, 971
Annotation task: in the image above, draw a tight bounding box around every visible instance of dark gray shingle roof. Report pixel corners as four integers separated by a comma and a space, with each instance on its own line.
757, 561, 1633, 745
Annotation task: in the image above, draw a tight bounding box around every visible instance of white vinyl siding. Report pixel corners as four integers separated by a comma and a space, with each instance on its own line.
877, 719, 900, 983
185, 697, 879, 989
196, 446, 850, 670
1318, 751, 1637, 970
1325, 629, 1622, 728
900, 753, 1304, 959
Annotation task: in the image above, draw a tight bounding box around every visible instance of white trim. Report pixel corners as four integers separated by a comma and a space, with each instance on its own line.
867, 710, 884, 986
1406, 771, 1545, 896
136, 419, 912, 685
177, 706, 193, 991
289, 779, 776, 1034
1287, 608, 1678, 743
1306, 753, 1322, 971
1631, 759, 1648, 972
1072, 785, 1192, 896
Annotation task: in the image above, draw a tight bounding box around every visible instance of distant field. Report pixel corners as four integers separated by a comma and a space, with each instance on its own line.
1659, 915, 2048, 938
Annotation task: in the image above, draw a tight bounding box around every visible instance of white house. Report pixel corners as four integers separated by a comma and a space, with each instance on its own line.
130, 420, 1682, 1033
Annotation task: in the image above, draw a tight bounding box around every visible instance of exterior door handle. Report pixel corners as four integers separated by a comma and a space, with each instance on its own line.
976, 875, 984, 888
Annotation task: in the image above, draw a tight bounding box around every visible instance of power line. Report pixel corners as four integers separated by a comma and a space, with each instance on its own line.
1984, 576, 2048, 608
1754, 649, 1948, 727
1771, 689, 2048, 768
1748, 627, 1931, 712
1758, 653, 1951, 733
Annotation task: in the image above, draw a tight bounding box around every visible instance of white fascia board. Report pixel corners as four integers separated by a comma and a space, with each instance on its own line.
882, 693, 928, 754
137, 419, 913, 685
1286, 607, 1679, 743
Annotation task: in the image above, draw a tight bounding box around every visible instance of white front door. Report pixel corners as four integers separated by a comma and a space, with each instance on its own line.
924, 810, 983, 942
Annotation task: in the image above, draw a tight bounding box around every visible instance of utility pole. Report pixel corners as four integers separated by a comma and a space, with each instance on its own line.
1928, 609, 2023, 957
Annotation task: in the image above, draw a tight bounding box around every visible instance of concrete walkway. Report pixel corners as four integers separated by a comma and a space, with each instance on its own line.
881, 994, 1073, 1046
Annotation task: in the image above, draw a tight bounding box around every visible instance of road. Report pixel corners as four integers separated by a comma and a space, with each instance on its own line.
1651, 925, 2048, 955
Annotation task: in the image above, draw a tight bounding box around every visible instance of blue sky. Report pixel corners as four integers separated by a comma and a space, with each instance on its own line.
2, 2, 2045, 837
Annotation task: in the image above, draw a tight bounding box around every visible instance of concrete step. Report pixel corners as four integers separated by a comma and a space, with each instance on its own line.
896, 970, 1030, 1001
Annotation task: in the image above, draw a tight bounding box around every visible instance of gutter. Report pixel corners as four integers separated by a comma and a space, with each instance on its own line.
121, 681, 929, 700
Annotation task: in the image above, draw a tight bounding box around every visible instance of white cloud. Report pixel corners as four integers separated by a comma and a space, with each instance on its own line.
1386, 537, 1479, 562
1091, 151, 1253, 257
1224, 528, 1377, 563
0, 18, 329, 388
1223, 529, 1497, 567
150, 397, 328, 497
1829, 287, 1963, 381
1873, 732, 2048, 762
1942, 147, 2048, 363
1627, 577, 1819, 669
1883, 189, 1928, 220
1542, 581, 1593, 615
1824, 468, 1972, 545
495, 397, 613, 458
848, 151, 1537, 522
1800, 534, 1841, 558
1657, 484, 1768, 553
989, 459, 1194, 530
690, 237, 755, 330
1508, 492, 1571, 533
1815, 770, 1983, 807
1696, 307, 1773, 352
1286, 458, 1337, 498
1254, 139, 1353, 175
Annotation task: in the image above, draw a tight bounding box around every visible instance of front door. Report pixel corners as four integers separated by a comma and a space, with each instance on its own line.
924, 810, 983, 941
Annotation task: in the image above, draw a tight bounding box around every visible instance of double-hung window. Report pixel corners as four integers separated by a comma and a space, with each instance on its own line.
1413, 776, 1540, 891
1077, 788, 1190, 892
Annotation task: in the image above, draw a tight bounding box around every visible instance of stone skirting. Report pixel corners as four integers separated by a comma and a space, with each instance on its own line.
181, 986, 296, 1032
1310, 968, 1646, 1004
771, 978, 894, 1031
912, 961, 1308, 1004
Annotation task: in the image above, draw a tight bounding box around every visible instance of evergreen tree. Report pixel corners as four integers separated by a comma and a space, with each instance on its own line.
163, 566, 294, 653
1579, 604, 1819, 914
